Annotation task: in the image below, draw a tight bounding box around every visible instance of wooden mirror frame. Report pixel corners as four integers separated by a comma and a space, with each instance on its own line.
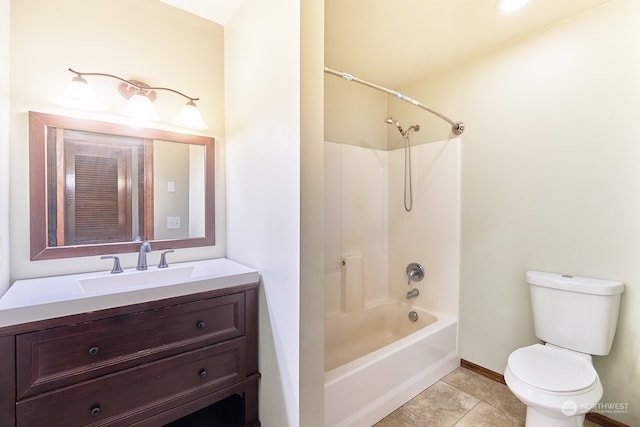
29, 111, 215, 260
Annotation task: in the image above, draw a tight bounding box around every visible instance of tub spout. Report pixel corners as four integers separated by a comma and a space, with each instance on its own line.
406, 288, 419, 299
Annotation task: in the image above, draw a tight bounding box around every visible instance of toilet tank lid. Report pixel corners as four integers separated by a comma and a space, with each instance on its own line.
526, 271, 624, 296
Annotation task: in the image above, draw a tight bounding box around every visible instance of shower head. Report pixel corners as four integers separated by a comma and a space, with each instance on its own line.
406, 124, 420, 135
384, 116, 404, 136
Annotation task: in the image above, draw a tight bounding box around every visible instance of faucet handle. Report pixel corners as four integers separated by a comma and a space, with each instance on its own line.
406, 262, 425, 284
158, 250, 174, 268
101, 255, 123, 274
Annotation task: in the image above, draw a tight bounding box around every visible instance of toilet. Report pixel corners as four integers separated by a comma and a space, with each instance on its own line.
504, 270, 624, 427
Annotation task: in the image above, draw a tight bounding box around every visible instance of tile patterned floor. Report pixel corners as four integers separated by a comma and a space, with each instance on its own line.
375, 367, 602, 427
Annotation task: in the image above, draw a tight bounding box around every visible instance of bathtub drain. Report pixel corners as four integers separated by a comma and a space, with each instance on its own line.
408, 311, 418, 322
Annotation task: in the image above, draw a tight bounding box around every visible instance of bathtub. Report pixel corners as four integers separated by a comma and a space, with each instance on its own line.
324, 301, 459, 427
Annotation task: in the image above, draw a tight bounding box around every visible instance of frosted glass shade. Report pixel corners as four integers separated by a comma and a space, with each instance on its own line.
118, 93, 160, 121
172, 101, 208, 130
55, 76, 104, 110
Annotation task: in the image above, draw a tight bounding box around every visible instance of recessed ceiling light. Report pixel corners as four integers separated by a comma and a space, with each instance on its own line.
497, 0, 530, 12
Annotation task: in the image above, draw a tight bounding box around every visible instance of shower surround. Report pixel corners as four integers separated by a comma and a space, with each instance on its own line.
324, 137, 461, 426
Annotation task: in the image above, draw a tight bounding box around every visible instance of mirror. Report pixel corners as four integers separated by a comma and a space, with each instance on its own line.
29, 111, 215, 260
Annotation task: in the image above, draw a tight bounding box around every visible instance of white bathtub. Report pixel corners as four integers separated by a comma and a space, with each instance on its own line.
324, 302, 459, 427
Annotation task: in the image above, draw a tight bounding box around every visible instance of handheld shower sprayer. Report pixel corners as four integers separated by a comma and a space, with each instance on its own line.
384, 116, 404, 136
384, 116, 421, 212
384, 117, 420, 137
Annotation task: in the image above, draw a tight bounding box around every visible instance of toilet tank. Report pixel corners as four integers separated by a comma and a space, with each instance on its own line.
526, 271, 624, 355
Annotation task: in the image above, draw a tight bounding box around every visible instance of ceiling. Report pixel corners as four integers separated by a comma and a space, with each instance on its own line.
158, 0, 245, 26
325, 0, 613, 87
162, 0, 613, 87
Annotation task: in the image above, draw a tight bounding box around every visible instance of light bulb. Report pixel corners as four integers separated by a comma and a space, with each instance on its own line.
497, 0, 530, 12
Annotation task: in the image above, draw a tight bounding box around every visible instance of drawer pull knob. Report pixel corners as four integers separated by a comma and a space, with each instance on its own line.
88, 346, 100, 356
199, 369, 208, 379
90, 405, 101, 417
196, 321, 206, 330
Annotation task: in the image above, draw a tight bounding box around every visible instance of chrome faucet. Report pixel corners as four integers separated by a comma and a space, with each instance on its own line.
136, 240, 151, 270
406, 288, 420, 299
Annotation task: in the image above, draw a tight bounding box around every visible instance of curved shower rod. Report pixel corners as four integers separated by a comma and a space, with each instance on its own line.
324, 66, 465, 135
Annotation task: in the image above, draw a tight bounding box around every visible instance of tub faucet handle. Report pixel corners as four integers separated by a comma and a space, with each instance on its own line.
406, 262, 425, 285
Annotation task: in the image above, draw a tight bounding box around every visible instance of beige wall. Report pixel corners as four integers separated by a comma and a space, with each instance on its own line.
153, 141, 191, 240
8, 0, 226, 280
225, 0, 310, 426
299, 0, 326, 423
225, 0, 325, 424
225, 0, 326, 425
390, 1, 639, 424
324, 75, 387, 149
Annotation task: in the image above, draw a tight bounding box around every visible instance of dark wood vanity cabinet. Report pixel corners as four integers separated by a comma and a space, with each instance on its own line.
0, 284, 260, 427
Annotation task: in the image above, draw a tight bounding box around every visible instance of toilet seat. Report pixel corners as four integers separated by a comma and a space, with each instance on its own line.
507, 344, 598, 394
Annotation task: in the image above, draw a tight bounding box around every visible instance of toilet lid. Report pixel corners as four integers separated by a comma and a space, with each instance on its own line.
508, 344, 598, 393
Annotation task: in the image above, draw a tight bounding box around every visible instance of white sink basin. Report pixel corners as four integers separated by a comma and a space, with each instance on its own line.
0, 259, 260, 327
78, 265, 198, 294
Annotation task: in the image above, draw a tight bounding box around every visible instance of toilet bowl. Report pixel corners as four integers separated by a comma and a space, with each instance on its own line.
505, 344, 603, 427
504, 271, 624, 427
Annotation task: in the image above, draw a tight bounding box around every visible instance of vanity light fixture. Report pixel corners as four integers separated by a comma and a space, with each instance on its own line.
497, 0, 530, 12
56, 68, 208, 130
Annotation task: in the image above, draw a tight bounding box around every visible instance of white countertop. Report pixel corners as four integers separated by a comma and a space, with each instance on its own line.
0, 258, 259, 328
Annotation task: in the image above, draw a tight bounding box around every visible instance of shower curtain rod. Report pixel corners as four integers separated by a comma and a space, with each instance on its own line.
324, 66, 465, 135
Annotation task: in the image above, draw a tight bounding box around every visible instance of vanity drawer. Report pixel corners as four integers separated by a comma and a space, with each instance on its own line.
16, 293, 245, 398
16, 337, 246, 427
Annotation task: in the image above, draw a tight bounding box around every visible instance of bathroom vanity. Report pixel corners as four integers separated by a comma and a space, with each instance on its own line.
0, 258, 260, 427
